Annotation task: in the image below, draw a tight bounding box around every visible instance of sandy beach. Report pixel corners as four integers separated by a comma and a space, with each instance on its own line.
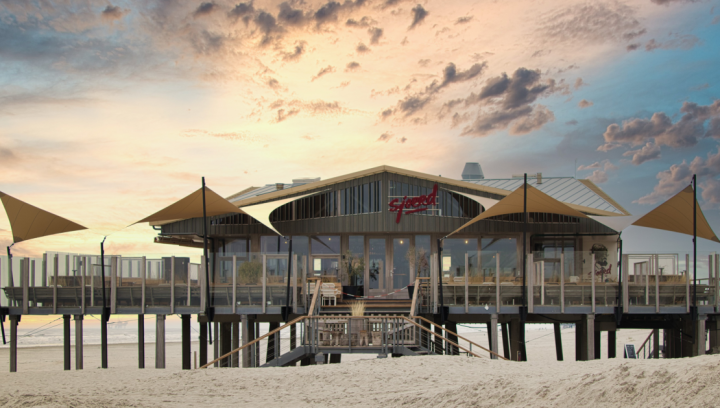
2, 326, 718, 407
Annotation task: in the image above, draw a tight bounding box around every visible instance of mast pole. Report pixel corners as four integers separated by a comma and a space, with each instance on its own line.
202, 177, 213, 344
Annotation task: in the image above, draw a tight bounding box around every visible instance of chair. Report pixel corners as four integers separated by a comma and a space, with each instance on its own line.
321, 283, 339, 306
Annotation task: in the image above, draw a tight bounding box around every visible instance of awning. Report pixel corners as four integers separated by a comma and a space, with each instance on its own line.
446, 184, 589, 238
239, 192, 317, 236
134, 187, 245, 225
449, 190, 500, 213
0, 191, 87, 243
631, 185, 719, 243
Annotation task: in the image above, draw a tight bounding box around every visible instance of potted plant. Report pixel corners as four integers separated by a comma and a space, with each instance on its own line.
406, 246, 430, 300
237, 260, 262, 285
341, 251, 364, 299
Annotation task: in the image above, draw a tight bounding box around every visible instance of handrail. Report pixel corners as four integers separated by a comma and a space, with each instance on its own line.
307, 278, 322, 317
200, 315, 306, 369
637, 330, 654, 358
398, 316, 485, 359
409, 277, 421, 317
413, 315, 508, 360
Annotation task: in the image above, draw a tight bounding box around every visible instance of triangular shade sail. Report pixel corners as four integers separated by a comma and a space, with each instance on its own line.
449, 190, 500, 213
447, 184, 589, 238
0, 191, 87, 243
632, 185, 719, 243
239, 192, 317, 236
134, 187, 245, 224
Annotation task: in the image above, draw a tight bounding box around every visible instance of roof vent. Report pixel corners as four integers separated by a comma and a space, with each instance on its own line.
292, 177, 321, 185
276, 183, 284, 190
461, 163, 484, 180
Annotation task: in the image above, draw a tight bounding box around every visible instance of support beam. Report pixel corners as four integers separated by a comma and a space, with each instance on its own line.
575, 319, 586, 361
220, 322, 232, 367
241, 315, 251, 368
329, 354, 342, 364
553, 322, 563, 361
653, 328, 660, 359
182, 315, 191, 370
155, 315, 166, 369
433, 314, 443, 354
138, 315, 145, 368
232, 320, 240, 368
63, 315, 70, 371
213, 322, 219, 367
490, 314, 499, 360
9, 315, 19, 373
608, 330, 616, 359
695, 316, 706, 357
445, 321, 459, 355
509, 319, 523, 361
594, 330, 601, 360
101, 312, 108, 369
586, 315, 595, 361
708, 317, 720, 354
266, 322, 280, 362
290, 324, 297, 351
74, 315, 83, 370
501, 323, 510, 360
199, 322, 208, 367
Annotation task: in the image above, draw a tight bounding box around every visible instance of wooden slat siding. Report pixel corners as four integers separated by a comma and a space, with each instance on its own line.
160, 171, 619, 237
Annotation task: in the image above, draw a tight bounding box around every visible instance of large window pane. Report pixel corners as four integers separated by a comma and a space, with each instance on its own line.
369, 239, 385, 290
347, 236, 364, 286
415, 235, 432, 277
393, 238, 411, 289
311, 236, 340, 254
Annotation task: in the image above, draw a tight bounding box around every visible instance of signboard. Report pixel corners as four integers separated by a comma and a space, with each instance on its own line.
624, 344, 637, 359
442, 256, 452, 273
388, 184, 438, 223
313, 259, 322, 272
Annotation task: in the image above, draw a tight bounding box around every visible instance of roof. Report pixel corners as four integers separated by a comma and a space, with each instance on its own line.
226, 166, 629, 217
465, 177, 630, 216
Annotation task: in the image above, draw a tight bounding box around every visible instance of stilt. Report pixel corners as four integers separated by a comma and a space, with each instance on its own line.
695, 316, 706, 357
266, 322, 279, 362
220, 322, 231, 367
594, 330, 601, 360
74, 315, 83, 370
290, 323, 297, 351
420, 317, 431, 350
708, 316, 720, 354
509, 319, 524, 361
575, 319, 585, 361
232, 320, 240, 367
9, 315, 19, 373
329, 354, 342, 364
155, 315, 166, 369
181, 315, 191, 370
586, 315, 595, 361
138, 315, 145, 368
213, 322, 219, 367
241, 315, 251, 368
608, 330, 616, 359
255, 322, 260, 367
445, 321, 459, 355
501, 323, 510, 360
553, 322, 563, 361
490, 314, 499, 359
63, 315, 70, 370
199, 321, 208, 366
101, 312, 108, 369
653, 328, 660, 359
433, 314, 443, 354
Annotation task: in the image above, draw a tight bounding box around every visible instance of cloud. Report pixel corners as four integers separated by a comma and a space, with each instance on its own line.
276, 108, 300, 122
182, 129, 257, 141
281, 41, 306, 61
346, 16, 376, 27
599, 100, 720, 151
578, 99, 593, 108
368, 27, 383, 44
645, 35, 700, 51
455, 16, 473, 24
311, 65, 335, 81
566, 120, 579, 126
651, 0, 701, 5
409, 5, 428, 29
636, 148, 720, 204
193, 2, 217, 18
254, 11, 284, 46
228, 2, 254, 23
623, 142, 661, 165
101, 5, 129, 22
538, 2, 643, 45
356, 43, 371, 53
399, 136, 407, 143
578, 161, 601, 170
627, 43, 641, 51
278, 2, 308, 26
345, 61, 361, 72
377, 132, 393, 142
587, 170, 608, 184
269, 99, 346, 122
574, 78, 586, 89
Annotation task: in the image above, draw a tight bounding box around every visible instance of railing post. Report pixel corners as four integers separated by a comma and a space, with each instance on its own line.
655, 254, 660, 313
686, 254, 691, 313
141, 257, 147, 315
560, 253, 565, 313
22, 257, 29, 314
292, 254, 298, 314
715, 253, 719, 312
53, 254, 58, 314
111, 256, 117, 314
465, 252, 469, 314
170, 256, 175, 314
591, 254, 595, 314
232, 255, 237, 314
262, 255, 267, 314
527, 253, 533, 314
623, 254, 629, 312
496, 253, 500, 313
80, 256, 85, 315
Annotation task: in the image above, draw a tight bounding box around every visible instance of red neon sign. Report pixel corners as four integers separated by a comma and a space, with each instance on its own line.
388, 184, 438, 223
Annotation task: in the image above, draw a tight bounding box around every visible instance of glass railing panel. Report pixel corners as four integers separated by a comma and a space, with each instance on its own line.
116, 256, 142, 309
144, 258, 170, 307
468, 251, 495, 307
235, 253, 263, 307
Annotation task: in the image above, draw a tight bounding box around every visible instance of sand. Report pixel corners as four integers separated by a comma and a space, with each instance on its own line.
0, 326, 718, 407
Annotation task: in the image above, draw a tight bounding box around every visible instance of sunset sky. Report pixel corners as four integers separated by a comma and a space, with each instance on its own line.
1, 0, 720, 259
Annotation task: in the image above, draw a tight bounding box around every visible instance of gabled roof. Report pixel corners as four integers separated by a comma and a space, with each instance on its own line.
227, 165, 629, 217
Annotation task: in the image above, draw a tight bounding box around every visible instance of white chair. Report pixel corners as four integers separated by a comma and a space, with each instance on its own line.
321, 283, 338, 306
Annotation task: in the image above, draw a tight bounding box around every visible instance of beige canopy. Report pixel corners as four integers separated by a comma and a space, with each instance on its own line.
632, 185, 719, 243
446, 184, 589, 238
134, 187, 245, 225
0, 191, 87, 243
449, 190, 500, 213
239, 192, 317, 236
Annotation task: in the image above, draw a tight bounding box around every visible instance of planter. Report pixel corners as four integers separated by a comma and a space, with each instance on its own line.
407, 285, 415, 300
342, 285, 362, 300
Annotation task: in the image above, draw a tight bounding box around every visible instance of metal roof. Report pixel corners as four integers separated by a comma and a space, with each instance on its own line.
465, 177, 628, 216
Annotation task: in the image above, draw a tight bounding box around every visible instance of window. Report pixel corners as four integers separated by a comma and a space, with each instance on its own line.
340, 181, 382, 215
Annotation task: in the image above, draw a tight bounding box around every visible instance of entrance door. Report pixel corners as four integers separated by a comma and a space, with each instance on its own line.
309, 255, 340, 279
367, 238, 386, 297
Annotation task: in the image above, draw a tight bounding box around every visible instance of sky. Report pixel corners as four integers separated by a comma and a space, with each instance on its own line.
1, 0, 720, 260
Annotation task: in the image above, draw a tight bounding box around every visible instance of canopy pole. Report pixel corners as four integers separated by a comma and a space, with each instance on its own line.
202, 177, 214, 344
100, 236, 108, 369
437, 238, 445, 325
616, 237, 623, 326
693, 174, 697, 323
284, 236, 293, 321
1, 244, 9, 345
522, 173, 527, 323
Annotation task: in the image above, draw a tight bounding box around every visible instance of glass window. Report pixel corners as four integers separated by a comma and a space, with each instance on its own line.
346, 236, 364, 286
311, 236, 340, 254
415, 235, 432, 277
481, 237, 518, 283
442, 238, 478, 280
393, 238, 411, 289
369, 238, 385, 290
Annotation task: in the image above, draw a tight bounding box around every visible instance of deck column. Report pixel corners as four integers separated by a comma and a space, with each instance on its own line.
290, 323, 297, 351
509, 319, 523, 361
182, 314, 191, 370
553, 322, 563, 361
232, 320, 240, 367
594, 330, 601, 360
586, 314, 595, 360
241, 315, 252, 367
199, 321, 208, 367
213, 322, 219, 367
9, 315, 19, 372
266, 322, 279, 362
220, 322, 232, 367
74, 315, 83, 370
653, 328, 660, 359
708, 316, 720, 354
695, 316, 706, 357
63, 315, 70, 370
490, 314, 498, 359
138, 315, 145, 368
155, 314, 166, 369
445, 321, 459, 355
608, 330, 616, 359
575, 318, 586, 361
501, 323, 510, 360
433, 314, 443, 354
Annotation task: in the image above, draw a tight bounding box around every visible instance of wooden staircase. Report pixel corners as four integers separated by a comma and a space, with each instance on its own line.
320, 299, 413, 315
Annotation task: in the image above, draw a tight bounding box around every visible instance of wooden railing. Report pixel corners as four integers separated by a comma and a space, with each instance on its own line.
413, 315, 508, 360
